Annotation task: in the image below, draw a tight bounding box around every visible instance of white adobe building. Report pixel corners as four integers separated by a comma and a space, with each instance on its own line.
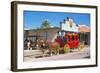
60, 18, 79, 32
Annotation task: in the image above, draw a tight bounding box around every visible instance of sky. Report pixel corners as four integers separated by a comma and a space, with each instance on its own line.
24, 10, 90, 29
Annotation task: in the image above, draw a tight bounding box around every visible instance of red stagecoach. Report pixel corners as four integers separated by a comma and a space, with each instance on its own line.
65, 33, 79, 49
55, 32, 79, 49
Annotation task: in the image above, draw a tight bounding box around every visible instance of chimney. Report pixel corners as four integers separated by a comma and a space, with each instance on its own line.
67, 17, 69, 21
63, 19, 66, 24
60, 22, 62, 25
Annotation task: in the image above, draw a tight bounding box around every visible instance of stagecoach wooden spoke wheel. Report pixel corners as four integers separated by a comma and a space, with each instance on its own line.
64, 44, 70, 53
78, 42, 85, 51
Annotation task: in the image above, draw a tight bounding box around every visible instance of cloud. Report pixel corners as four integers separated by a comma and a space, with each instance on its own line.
78, 24, 89, 28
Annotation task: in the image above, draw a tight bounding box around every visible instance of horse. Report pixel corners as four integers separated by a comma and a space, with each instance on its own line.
35, 39, 60, 56
30, 39, 60, 56
49, 42, 60, 56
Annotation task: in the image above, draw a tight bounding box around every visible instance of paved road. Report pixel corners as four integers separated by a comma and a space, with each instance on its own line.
24, 47, 90, 62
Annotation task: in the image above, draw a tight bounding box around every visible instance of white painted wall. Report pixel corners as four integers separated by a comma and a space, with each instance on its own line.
61, 18, 78, 32
0, 0, 99, 73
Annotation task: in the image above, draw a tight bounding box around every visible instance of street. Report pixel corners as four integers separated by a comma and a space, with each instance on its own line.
24, 46, 90, 62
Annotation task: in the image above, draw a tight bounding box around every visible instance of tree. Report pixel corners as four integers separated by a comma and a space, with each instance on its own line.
40, 20, 50, 28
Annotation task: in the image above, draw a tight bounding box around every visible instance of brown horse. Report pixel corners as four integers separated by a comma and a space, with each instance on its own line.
36, 40, 60, 56
31, 39, 60, 56
49, 42, 60, 56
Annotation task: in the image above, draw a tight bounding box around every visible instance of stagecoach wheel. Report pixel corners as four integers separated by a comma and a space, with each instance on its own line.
78, 42, 84, 51
64, 44, 70, 53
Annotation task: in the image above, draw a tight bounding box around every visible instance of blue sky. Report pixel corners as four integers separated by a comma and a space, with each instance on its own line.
24, 11, 90, 29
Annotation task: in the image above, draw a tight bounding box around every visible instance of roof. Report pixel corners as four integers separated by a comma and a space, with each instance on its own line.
78, 25, 90, 32
24, 27, 60, 31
